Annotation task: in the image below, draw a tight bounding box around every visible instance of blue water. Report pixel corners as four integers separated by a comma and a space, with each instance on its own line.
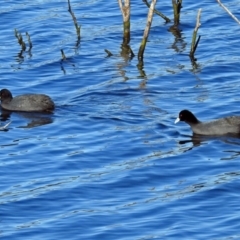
1, 0, 240, 239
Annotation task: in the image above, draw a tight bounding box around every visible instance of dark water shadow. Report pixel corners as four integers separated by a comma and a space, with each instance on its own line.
178, 133, 240, 149
1, 109, 53, 128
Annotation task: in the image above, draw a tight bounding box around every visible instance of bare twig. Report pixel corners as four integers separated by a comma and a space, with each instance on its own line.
172, 0, 182, 25
216, 0, 240, 25
143, 0, 170, 23
138, 0, 157, 62
0, 121, 11, 131
118, 0, 130, 22
105, 49, 113, 57
118, 0, 135, 60
68, 0, 81, 41
190, 9, 201, 62
26, 32, 33, 49
14, 29, 26, 51
118, 0, 131, 45
61, 49, 67, 60
14, 29, 23, 45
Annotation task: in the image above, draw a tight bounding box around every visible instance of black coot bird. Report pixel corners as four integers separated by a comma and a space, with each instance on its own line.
0, 89, 55, 113
175, 109, 240, 135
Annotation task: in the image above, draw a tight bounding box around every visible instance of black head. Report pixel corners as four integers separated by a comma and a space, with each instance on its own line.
0, 89, 13, 102
177, 110, 199, 124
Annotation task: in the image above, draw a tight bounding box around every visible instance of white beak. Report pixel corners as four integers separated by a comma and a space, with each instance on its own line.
174, 117, 180, 124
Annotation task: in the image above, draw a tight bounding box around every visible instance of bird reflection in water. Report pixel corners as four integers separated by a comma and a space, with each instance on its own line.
178, 133, 240, 147
1, 109, 53, 129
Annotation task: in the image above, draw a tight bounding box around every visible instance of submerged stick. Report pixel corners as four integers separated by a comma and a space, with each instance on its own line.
61, 49, 67, 60
14, 29, 26, 51
216, 0, 240, 25
143, 0, 170, 23
67, 0, 81, 40
14, 29, 22, 45
172, 0, 182, 25
118, 0, 135, 60
104, 49, 113, 57
0, 121, 11, 131
118, 0, 131, 45
138, 0, 157, 62
26, 32, 33, 49
190, 9, 201, 62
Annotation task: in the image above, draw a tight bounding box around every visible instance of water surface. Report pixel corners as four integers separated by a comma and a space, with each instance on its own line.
1, 0, 240, 239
